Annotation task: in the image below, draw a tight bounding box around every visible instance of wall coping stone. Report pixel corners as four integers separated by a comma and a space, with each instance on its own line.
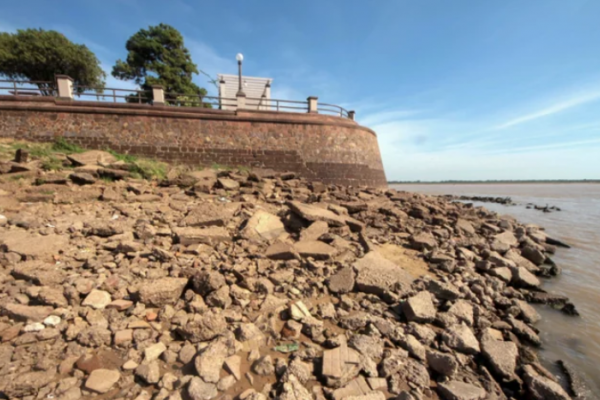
0, 95, 376, 137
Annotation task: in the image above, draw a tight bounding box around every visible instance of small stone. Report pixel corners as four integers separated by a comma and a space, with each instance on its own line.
289, 301, 311, 321
188, 377, 218, 400
224, 355, 242, 380
144, 342, 167, 362
70, 172, 96, 185
136, 361, 161, 384
426, 349, 458, 377
481, 337, 518, 378
294, 240, 337, 260
23, 322, 45, 332
437, 380, 486, 400
510, 266, 541, 288
85, 369, 120, 393
138, 277, 188, 307
242, 210, 286, 241
252, 355, 274, 376
218, 178, 240, 190
107, 299, 134, 311
122, 360, 138, 370
299, 220, 329, 241
217, 375, 236, 391
328, 266, 356, 294
43, 315, 61, 327
195, 337, 229, 383
442, 324, 480, 354
402, 291, 437, 323
82, 289, 112, 309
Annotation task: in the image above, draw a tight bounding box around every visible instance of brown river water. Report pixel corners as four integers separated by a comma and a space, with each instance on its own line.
392, 183, 600, 392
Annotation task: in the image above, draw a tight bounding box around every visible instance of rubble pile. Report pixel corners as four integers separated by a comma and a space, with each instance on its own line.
0, 149, 579, 400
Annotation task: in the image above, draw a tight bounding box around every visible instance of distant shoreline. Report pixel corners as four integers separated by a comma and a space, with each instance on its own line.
389, 180, 600, 185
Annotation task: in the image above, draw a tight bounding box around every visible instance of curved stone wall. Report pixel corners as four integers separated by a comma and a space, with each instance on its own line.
0, 96, 387, 187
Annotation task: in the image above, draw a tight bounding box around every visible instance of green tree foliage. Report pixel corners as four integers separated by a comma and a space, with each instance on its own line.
112, 23, 208, 106
0, 29, 106, 96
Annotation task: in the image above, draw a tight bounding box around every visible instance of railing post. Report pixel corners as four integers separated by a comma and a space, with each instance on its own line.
348, 110, 356, 120
56, 75, 74, 100
152, 85, 165, 106
219, 78, 226, 110
264, 81, 271, 111
307, 96, 318, 113
237, 92, 246, 110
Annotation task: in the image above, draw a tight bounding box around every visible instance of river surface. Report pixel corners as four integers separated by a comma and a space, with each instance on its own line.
392, 183, 600, 392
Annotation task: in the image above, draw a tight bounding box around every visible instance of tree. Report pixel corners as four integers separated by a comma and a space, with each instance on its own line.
0, 29, 106, 96
112, 23, 208, 105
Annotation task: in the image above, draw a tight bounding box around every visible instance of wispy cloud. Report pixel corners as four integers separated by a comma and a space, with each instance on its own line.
494, 90, 600, 129
186, 39, 236, 95
359, 109, 424, 127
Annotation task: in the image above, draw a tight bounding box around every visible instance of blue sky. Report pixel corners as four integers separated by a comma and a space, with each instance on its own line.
1, 0, 599, 180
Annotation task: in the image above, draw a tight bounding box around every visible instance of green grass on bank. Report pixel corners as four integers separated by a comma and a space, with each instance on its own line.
105, 148, 167, 180
0, 138, 168, 180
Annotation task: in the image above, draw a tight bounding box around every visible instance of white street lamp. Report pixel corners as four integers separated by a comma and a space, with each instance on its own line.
236, 53, 245, 96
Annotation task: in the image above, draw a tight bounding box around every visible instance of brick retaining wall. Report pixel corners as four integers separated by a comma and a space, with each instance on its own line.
0, 96, 387, 187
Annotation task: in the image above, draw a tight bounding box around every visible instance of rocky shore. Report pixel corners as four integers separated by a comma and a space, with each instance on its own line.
0, 146, 583, 400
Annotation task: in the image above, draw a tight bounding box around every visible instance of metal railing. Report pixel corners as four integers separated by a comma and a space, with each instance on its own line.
248, 97, 309, 112
318, 102, 350, 118
72, 86, 150, 104
0, 77, 355, 119
0, 80, 56, 97
164, 93, 237, 109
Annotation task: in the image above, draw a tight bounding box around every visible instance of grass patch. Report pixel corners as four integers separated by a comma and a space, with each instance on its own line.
41, 156, 63, 171
52, 138, 84, 154
104, 148, 167, 180
106, 148, 138, 164
99, 176, 116, 183
129, 159, 168, 180
211, 162, 232, 171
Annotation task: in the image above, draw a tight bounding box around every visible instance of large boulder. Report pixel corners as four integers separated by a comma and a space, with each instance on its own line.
354, 251, 414, 296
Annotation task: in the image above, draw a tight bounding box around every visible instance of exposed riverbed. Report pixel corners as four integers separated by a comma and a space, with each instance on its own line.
393, 183, 600, 394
